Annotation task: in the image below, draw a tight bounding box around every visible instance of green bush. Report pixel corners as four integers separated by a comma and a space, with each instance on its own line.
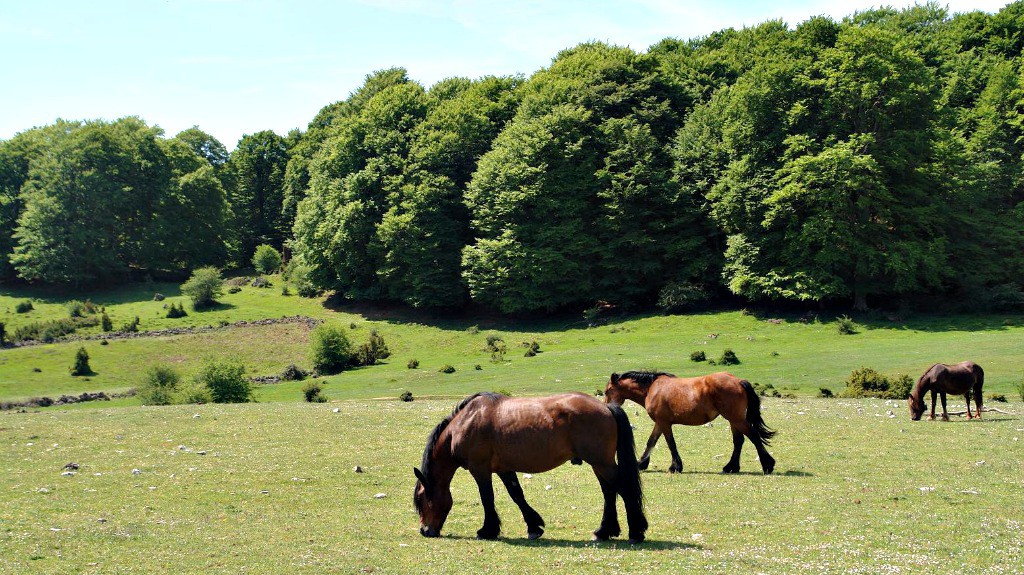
818, 388, 834, 398
309, 324, 353, 374
837, 315, 858, 335
166, 302, 188, 319
284, 260, 319, 298
67, 300, 98, 318
70, 347, 92, 376
486, 334, 507, 363
13, 316, 99, 343
121, 316, 140, 332
101, 313, 113, 332
440, 364, 456, 374
251, 276, 272, 288
228, 286, 242, 294
751, 381, 780, 397
657, 281, 710, 312
195, 361, 253, 403
474, 364, 482, 370
353, 330, 390, 366
690, 350, 706, 362
988, 393, 1007, 403
251, 244, 282, 275
280, 364, 307, 381
840, 368, 912, 399
0, 322, 5, 346
407, 359, 419, 369
153, 293, 165, 301
177, 380, 213, 405
302, 381, 326, 403
719, 349, 740, 365
15, 300, 34, 313
138, 365, 181, 406
181, 267, 224, 309
400, 391, 414, 402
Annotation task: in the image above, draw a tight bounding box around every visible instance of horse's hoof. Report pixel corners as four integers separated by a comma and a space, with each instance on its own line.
591, 534, 608, 542
476, 529, 500, 540
669, 465, 683, 474
527, 529, 544, 540
722, 464, 739, 474
637, 458, 650, 471
628, 535, 645, 545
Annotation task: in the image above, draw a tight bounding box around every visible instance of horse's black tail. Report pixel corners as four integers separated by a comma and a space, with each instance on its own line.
741, 380, 776, 446
608, 403, 647, 540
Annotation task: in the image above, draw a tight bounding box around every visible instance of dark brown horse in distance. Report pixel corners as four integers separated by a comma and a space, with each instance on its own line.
604, 371, 776, 475
908, 361, 984, 421
414, 392, 647, 543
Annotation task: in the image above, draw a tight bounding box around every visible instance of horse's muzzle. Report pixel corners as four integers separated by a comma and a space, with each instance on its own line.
420, 526, 439, 538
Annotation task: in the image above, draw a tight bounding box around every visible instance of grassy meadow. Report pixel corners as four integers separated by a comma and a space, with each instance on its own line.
2, 275, 1024, 405
1, 399, 1022, 574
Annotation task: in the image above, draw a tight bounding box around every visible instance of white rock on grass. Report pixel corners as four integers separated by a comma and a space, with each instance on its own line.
374, 493, 387, 499
131, 469, 141, 475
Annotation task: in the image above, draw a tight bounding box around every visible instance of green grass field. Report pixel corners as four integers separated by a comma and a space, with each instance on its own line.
1, 399, 1021, 574
3, 275, 1024, 404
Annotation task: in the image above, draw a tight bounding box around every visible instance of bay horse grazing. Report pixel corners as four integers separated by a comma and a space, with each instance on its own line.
908, 361, 984, 421
604, 371, 776, 475
413, 392, 647, 543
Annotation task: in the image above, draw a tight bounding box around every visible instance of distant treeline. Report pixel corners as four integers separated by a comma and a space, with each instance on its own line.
3, 3, 1024, 312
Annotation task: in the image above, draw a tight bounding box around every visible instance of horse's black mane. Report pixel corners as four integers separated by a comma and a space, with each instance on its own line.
418, 391, 503, 488
620, 370, 674, 387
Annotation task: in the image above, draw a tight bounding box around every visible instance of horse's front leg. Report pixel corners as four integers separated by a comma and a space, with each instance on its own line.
663, 426, 684, 473
498, 472, 544, 540
929, 389, 938, 420
964, 393, 973, 419
470, 469, 501, 540
638, 425, 663, 471
940, 392, 949, 422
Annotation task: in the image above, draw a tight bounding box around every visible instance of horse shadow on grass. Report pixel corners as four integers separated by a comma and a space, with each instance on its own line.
643, 469, 815, 477
442, 534, 699, 550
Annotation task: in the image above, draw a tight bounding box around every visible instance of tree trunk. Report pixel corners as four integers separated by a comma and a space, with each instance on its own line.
853, 288, 868, 311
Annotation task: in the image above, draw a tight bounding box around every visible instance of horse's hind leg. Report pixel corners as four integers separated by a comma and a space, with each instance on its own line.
638, 425, 663, 471
940, 392, 950, 421
965, 393, 973, 419
663, 426, 684, 473
498, 472, 544, 540
590, 464, 621, 541
470, 469, 501, 540
929, 389, 938, 420
723, 428, 744, 473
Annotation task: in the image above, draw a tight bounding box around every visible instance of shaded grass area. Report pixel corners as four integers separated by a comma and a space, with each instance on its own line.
0, 399, 1021, 574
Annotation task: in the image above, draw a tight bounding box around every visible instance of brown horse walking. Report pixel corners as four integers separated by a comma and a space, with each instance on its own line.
908, 361, 984, 421
414, 392, 647, 543
604, 371, 776, 475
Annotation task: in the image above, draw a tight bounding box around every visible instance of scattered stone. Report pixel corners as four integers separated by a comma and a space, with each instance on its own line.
197, 450, 207, 456
332, 408, 340, 413
261, 490, 269, 494
374, 493, 387, 499
37, 488, 49, 493
919, 487, 935, 493
61, 471, 75, 477
976, 460, 986, 466
523, 474, 532, 479
545, 485, 552, 491
63, 462, 79, 471
131, 469, 141, 475
192, 414, 201, 419
178, 445, 187, 451
960, 490, 979, 495
97, 518, 107, 523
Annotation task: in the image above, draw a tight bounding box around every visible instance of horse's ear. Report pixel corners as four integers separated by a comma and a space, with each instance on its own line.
610, 373, 620, 384
413, 467, 428, 487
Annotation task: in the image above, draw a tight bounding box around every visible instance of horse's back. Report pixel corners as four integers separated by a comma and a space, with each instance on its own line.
648, 372, 747, 426
930, 362, 981, 393
456, 393, 616, 474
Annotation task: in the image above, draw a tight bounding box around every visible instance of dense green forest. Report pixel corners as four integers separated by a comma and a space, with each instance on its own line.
3, 3, 1024, 313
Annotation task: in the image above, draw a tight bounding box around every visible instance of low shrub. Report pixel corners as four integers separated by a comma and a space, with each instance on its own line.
474, 364, 482, 370
657, 281, 710, 313
70, 347, 92, 376
226, 277, 249, 287
466, 325, 480, 335
988, 393, 1007, 403
251, 276, 272, 288
440, 364, 456, 374
522, 341, 541, 357
166, 302, 188, 319
0, 322, 5, 346
280, 364, 307, 381
302, 381, 327, 403
228, 286, 242, 294
177, 380, 212, 404
689, 350, 706, 362
15, 300, 34, 313
407, 359, 419, 369
195, 361, 253, 403
353, 330, 390, 366
67, 300, 98, 318
818, 388, 834, 398
840, 367, 913, 399
101, 313, 113, 332
138, 365, 181, 406
153, 293, 165, 301
751, 381, 780, 397
13, 316, 99, 343
309, 324, 353, 374
400, 391, 414, 402
837, 315, 858, 335
181, 267, 224, 309
281, 285, 291, 296
252, 244, 283, 275
719, 349, 740, 365
486, 334, 506, 363
121, 316, 140, 332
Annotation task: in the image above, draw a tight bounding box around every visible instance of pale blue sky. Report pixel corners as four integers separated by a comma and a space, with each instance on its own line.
0, 1, 1010, 148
